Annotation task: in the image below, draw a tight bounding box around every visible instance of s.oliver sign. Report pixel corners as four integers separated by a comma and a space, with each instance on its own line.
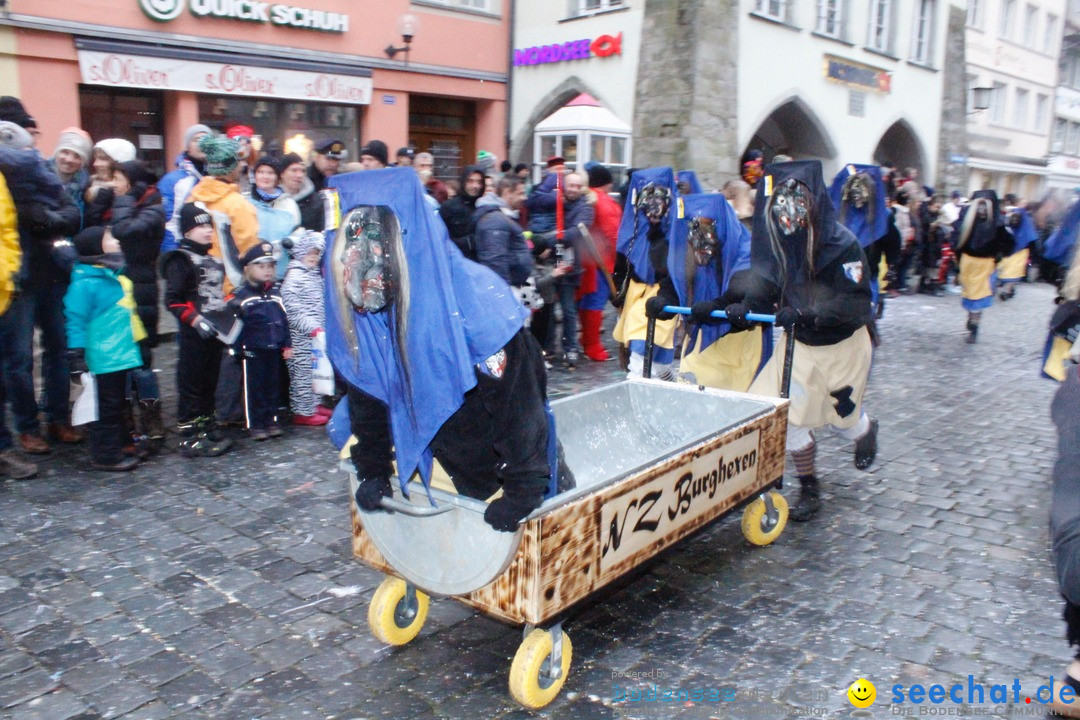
77, 51, 372, 104
513, 32, 622, 67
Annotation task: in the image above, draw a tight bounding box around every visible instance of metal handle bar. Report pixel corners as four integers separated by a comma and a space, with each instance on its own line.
378, 496, 455, 516
660, 305, 777, 324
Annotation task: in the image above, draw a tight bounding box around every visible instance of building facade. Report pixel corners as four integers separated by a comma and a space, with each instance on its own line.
0, 0, 510, 178
964, 0, 1064, 200
512, 0, 956, 193
1048, 0, 1080, 191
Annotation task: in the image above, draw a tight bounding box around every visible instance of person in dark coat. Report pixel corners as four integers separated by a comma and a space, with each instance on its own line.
471, 176, 533, 285
439, 164, 486, 258
111, 159, 166, 450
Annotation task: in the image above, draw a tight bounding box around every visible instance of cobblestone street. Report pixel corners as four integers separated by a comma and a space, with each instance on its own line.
0, 282, 1067, 720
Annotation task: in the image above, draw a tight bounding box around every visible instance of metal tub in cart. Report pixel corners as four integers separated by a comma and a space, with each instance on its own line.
348, 378, 789, 709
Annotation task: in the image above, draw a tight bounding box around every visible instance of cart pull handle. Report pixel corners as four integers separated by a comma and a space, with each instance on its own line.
379, 496, 456, 517
642, 306, 776, 379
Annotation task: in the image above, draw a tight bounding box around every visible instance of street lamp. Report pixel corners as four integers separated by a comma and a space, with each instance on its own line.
385, 13, 420, 63
970, 86, 994, 113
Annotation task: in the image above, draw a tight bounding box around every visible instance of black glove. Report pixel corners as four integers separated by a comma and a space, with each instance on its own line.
27, 205, 63, 236
68, 348, 88, 378
483, 495, 540, 532
1051, 300, 1080, 343
354, 476, 392, 512
724, 303, 751, 330
644, 296, 675, 320
775, 307, 813, 329
192, 316, 218, 341
690, 300, 719, 325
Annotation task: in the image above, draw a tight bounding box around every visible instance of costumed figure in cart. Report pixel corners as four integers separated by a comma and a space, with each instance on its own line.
727, 160, 879, 521
951, 189, 1015, 344
644, 192, 772, 391
612, 167, 680, 379
323, 168, 573, 535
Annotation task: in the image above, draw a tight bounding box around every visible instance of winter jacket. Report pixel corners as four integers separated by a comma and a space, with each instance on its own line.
64, 262, 146, 375
285, 175, 324, 233
0, 147, 80, 288
160, 153, 205, 251
233, 280, 290, 351
51, 163, 90, 232
471, 193, 533, 285
525, 172, 559, 235
529, 191, 595, 285
188, 177, 260, 293
248, 186, 301, 279
0, 173, 20, 316
439, 165, 484, 257
111, 186, 165, 345
579, 188, 621, 296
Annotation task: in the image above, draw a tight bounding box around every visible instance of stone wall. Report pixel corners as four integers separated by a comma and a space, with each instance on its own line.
936, 4, 970, 195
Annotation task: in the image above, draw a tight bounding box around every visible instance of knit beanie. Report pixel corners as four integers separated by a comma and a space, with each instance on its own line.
226, 125, 254, 140
95, 138, 137, 164
0, 121, 33, 150
178, 202, 212, 237
199, 135, 240, 177
184, 124, 212, 151
358, 140, 388, 167
54, 127, 93, 165
587, 165, 613, 189
73, 226, 106, 257
281, 152, 304, 172
254, 155, 282, 177
0, 96, 35, 129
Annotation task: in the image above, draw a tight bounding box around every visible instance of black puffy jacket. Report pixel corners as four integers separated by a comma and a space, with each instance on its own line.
111, 186, 165, 346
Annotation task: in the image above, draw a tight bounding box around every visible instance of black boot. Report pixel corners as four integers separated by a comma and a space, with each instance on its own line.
178, 416, 232, 458
854, 417, 879, 470
966, 323, 978, 344
138, 399, 165, 454
790, 475, 820, 522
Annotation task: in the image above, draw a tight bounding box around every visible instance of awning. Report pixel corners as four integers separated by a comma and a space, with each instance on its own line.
536, 94, 630, 134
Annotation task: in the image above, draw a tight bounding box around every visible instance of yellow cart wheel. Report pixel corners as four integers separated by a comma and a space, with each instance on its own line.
509, 628, 573, 709
368, 577, 429, 645
741, 490, 788, 546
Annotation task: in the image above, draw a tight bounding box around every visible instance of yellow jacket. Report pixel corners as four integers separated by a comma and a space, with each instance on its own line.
188, 177, 260, 293
0, 173, 21, 316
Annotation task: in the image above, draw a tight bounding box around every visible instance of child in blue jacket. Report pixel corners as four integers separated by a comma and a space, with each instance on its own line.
65, 226, 146, 471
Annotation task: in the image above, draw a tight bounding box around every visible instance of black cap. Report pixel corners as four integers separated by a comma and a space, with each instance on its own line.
315, 138, 346, 159
359, 140, 388, 166
73, 226, 106, 257
587, 165, 613, 188
281, 152, 304, 171
0, 96, 35, 129
254, 155, 282, 176
179, 202, 212, 237
396, 146, 414, 159
240, 242, 276, 267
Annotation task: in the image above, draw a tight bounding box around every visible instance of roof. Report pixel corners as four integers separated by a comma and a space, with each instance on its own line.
535, 94, 631, 134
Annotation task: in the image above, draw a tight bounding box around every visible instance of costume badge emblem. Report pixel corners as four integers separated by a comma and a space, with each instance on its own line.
842, 261, 864, 284
483, 349, 507, 379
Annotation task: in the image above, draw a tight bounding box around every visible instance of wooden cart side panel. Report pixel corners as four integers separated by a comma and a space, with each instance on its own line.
528, 408, 786, 625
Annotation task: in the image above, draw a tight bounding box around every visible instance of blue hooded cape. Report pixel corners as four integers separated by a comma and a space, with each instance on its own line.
828, 164, 888, 249
324, 168, 528, 494
677, 170, 704, 195
616, 167, 679, 285
1008, 207, 1038, 252
1045, 200, 1080, 265
669, 194, 750, 353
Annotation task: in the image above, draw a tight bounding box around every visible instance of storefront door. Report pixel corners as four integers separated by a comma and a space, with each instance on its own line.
409, 95, 476, 183
79, 86, 166, 176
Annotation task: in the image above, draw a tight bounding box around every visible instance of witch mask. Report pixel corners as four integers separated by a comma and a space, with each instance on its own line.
341, 206, 391, 313
636, 183, 672, 225
770, 178, 811, 236
842, 174, 872, 210
688, 216, 719, 267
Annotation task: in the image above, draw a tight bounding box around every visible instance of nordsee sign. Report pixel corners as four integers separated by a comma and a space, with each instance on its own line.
139, 0, 349, 33
513, 33, 623, 67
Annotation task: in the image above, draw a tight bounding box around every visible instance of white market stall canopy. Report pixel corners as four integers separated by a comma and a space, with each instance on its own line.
535, 94, 631, 134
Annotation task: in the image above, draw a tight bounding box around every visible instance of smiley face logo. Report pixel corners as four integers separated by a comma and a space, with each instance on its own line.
847, 678, 876, 708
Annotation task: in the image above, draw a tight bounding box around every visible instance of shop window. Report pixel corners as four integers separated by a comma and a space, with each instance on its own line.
409, 95, 476, 183
197, 96, 359, 163
79, 86, 166, 176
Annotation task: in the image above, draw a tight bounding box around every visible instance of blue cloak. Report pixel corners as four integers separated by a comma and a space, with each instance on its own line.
828, 164, 888, 249
677, 170, 704, 195
324, 168, 528, 493
1008, 208, 1038, 251
1045, 200, 1080, 265
669, 194, 750, 353
616, 167, 679, 285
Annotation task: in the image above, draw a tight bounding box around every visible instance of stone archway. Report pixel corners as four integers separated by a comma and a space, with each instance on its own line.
873, 119, 927, 182
509, 76, 611, 166
743, 95, 837, 164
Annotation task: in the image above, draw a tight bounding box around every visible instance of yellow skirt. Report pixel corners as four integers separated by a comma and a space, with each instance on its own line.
749, 327, 872, 430
959, 255, 996, 303
678, 326, 764, 392
1044, 336, 1075, 382
612, 279, 676, 349
997, 248, 1029, 282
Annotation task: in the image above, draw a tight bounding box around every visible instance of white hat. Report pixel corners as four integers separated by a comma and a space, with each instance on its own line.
94, 138, 137, 164
0, 121, 32, 150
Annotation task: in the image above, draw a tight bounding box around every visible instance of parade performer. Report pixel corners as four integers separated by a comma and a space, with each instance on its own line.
740, 149, 765, 190
645, 193, 769, 391
677, 170, 704, 196
951, 189, 1015, 344
612, 167, 680, 379
997, 203, 1037, 300
829, 164, 889, 313
577, 165, 621, 362
726, 161, 878, 522
324, 168, 572, 533
1043, 234, 1080, 381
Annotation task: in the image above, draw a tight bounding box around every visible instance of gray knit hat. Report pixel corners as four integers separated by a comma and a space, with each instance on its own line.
184, 124, 212, 151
